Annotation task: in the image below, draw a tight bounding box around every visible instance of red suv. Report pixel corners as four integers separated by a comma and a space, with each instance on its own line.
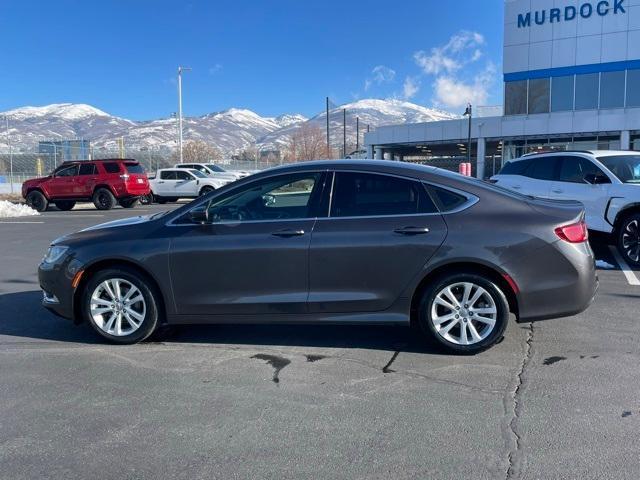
22, 159, 151, 212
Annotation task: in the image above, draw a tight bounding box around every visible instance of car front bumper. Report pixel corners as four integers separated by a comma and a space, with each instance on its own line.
38, 256, 83, 321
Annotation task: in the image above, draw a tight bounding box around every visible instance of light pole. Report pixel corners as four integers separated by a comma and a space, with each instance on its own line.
4, 115, 13, 193
463, 103, 472, 164
177, 66, 191, 163
40, 141, 59, 170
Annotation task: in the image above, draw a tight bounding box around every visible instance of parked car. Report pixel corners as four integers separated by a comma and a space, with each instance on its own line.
148, 168, 227, 203
22, 159, 150, 212
38, 160, 597, 353
491, 150, 640, 266
174, 163, 239, 183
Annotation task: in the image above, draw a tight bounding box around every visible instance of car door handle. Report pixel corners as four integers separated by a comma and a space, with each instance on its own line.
552, 189, 564, 194
157, 181, 165, 184
512, 185, 522, 189
271, 229, 305, 238
394, 226, 430, 235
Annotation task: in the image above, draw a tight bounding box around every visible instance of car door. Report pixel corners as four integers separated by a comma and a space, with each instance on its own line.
47, 164, 78, 197
75, 163, 98, 197
174, 170, 198, 197
168, 171, 327, 316
155, 170, 177, 196
307, 170, 447, 314
550, 156, 612, 231
517, 156, 559, 198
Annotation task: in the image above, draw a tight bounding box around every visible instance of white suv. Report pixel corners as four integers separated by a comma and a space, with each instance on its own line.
174, 163, 242, 182
491, 150, 640, 265
148, 168, 227, 203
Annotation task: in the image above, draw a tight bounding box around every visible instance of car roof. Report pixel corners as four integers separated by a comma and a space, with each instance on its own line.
515, 150, 638, 161
262, 159, 438, 175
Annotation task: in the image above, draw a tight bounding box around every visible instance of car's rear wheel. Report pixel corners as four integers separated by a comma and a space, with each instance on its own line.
55, 200, 76, 211
119, 198, 138, 209
138, 193, 154, 205
155, 196, 167, 204
26, 190, 48, 212
93, 188, 116, 210
82, 267, 160, 344
418, 273, 508, 354
618, 213, 640, 267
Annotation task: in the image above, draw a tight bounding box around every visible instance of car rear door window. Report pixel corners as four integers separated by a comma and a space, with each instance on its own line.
524, 157, 560, 181
428, 186, 468, 212
103, 162, 121, 173
78, 163, 96, 175
330, 172, 436, 218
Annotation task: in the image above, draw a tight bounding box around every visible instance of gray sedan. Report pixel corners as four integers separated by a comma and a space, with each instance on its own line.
38, 160, 597, 354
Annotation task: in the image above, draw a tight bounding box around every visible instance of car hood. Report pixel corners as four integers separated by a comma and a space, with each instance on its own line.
80, 214, 156, 232
24, 176, 51, 186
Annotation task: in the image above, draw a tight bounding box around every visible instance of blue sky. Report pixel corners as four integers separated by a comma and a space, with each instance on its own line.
0, 0, 504, 120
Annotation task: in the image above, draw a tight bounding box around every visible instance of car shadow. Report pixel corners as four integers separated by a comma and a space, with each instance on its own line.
0, 290, 444, 354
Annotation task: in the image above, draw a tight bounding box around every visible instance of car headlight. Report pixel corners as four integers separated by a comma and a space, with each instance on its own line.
43, 245, 69, 264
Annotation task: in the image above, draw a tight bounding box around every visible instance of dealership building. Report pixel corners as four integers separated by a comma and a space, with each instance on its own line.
365, 0, 640, 178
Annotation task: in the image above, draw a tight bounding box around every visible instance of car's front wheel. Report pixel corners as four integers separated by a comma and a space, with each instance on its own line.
618, 213, 640, 267
82, 267, 160, 344
418, 273, 508, 354
199, 186, 215, 196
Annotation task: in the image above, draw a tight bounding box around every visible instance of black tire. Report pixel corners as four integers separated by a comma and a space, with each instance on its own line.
417, 273, 509, 354
81, 267, 161, 344
156, 196, 167, 204
26, 190, 49, 212
55, 200, 76, 211
138, 193, 154, 205
119, 198, 138, 209
93, 188, 116, 210
199, 186, 215, 196
167, 197, 179, 203
618, 213, 640, 267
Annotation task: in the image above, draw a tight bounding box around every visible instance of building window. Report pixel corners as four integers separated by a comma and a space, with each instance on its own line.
528, 78, 550, 114
600, 71, 626, 109
575, 73, 600, 110
627, 70, 640, 108
551, 75, 574, 112
505, 81, 528, 115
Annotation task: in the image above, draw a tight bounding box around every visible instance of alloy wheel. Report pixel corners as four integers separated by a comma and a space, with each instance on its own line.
430, 282, 497, 346
90, 278, 146, 336
621, 219, 640, 263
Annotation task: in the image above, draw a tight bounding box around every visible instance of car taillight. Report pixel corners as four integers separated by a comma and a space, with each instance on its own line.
555, 220, 588, 243
120, 174, 130, 181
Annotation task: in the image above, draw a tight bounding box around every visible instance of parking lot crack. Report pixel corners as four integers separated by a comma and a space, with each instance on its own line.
504, 323, 534, 480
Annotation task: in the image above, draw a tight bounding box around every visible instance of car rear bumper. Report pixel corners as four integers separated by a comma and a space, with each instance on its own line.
504, 240, 598, 323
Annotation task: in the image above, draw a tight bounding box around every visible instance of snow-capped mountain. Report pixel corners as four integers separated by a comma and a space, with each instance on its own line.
0, 99, 456, 155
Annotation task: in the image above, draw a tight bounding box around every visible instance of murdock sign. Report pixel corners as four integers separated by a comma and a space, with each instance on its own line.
517, 0, 626, 28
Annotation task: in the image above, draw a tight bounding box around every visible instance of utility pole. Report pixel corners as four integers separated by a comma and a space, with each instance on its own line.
325, 97, 330, 159
356, 117, 360, 153
177, 66, 191, 163
4, 116, 13, 194
342, 108, 346, 158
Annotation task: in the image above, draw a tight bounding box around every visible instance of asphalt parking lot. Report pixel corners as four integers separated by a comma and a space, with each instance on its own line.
1, 203, 640, 479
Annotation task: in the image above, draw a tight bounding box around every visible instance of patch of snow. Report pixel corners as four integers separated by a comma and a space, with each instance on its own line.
0, 200, 40, 218
595, 260, 615, 270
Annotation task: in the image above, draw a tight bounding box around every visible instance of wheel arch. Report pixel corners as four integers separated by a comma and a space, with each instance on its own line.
409, 262, 519, 327
73, 258, 168, 325
92, 184, 118, 197
612, 204, 640, 235
25, 186, 49, 199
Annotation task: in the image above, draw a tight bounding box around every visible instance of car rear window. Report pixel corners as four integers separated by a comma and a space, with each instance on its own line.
498, 159, 531, 175
103, 162, 121, 173
125, 163, 144, 174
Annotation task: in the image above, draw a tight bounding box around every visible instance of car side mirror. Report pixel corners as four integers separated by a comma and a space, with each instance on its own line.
189, 209, 210, 224
584, 173, 609, 185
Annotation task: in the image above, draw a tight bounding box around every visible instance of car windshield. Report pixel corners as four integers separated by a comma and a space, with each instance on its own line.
190, 170, 208, 178
205, 164, 226, 172
598, 155, 640, 183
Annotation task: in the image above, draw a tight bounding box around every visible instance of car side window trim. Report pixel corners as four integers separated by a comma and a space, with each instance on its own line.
166, 170, 329, 227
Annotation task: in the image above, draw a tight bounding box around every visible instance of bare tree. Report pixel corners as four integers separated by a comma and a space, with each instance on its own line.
286, 123, 329, 162
173, 140, 222, 163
